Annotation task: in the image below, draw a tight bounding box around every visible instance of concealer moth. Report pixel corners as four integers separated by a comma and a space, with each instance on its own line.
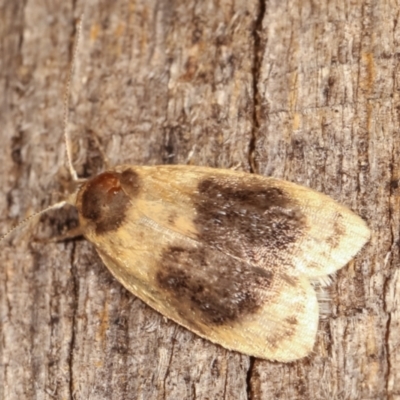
6, 17, 370, 362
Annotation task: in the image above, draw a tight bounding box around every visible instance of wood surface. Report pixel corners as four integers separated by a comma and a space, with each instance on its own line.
0, 0, 397, 399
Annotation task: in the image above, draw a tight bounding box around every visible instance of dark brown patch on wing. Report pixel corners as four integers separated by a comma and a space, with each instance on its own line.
267, 316, 300, 349
326, 212, 345, 248
79, 168, 140, 234
268, 325, 297, 349
285, 316, 298, 325
194, 178, 306, 262
156, 246, 273, 326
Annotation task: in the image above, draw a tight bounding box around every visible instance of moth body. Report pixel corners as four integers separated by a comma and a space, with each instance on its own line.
72, 164, 370, 361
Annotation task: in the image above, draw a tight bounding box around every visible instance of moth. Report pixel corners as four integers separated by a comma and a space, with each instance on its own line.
7, 18, 370, 363
64, 163, 369, 362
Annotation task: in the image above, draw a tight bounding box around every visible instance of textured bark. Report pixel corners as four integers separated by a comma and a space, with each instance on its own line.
0, 0, 397, 399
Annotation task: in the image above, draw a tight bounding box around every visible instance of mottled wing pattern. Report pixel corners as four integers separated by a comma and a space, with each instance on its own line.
76, 165, 370, 361
138, 165, 370, 279
97, 244, 318, 361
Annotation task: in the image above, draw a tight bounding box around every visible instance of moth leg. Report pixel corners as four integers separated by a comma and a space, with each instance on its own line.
53, 226, 84, 242
33, 226, 84, 243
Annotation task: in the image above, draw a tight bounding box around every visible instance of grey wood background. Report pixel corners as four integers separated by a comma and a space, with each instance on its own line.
0, 0, 397, 399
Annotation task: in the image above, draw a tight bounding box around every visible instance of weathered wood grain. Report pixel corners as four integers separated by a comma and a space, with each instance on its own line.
0, 0, 397, 399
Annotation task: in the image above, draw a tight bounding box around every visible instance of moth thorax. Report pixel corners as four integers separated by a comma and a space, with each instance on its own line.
76, 168, 140, 234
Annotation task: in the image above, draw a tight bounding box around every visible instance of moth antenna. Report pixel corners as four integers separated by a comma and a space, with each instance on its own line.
0, 201, 67, 243
63, 14, 84, 182
2, 16, 85, 244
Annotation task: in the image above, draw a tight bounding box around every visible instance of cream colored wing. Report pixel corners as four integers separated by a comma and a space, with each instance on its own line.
75, 165, 370, 361
96, 237, 318, 362
111, 164, 370, 279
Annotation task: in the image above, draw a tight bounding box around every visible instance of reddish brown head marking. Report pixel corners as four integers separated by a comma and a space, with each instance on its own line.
79, 168, 140, 234
326, 212, 345, 248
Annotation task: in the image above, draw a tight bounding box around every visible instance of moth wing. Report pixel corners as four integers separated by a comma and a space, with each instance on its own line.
275, 179, 371, 278
132, 165, 370, 279
76, 165, 370, 360
96, 244, 318, 361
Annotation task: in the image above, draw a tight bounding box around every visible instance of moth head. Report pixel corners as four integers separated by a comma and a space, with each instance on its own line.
75, 168, 139, 235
